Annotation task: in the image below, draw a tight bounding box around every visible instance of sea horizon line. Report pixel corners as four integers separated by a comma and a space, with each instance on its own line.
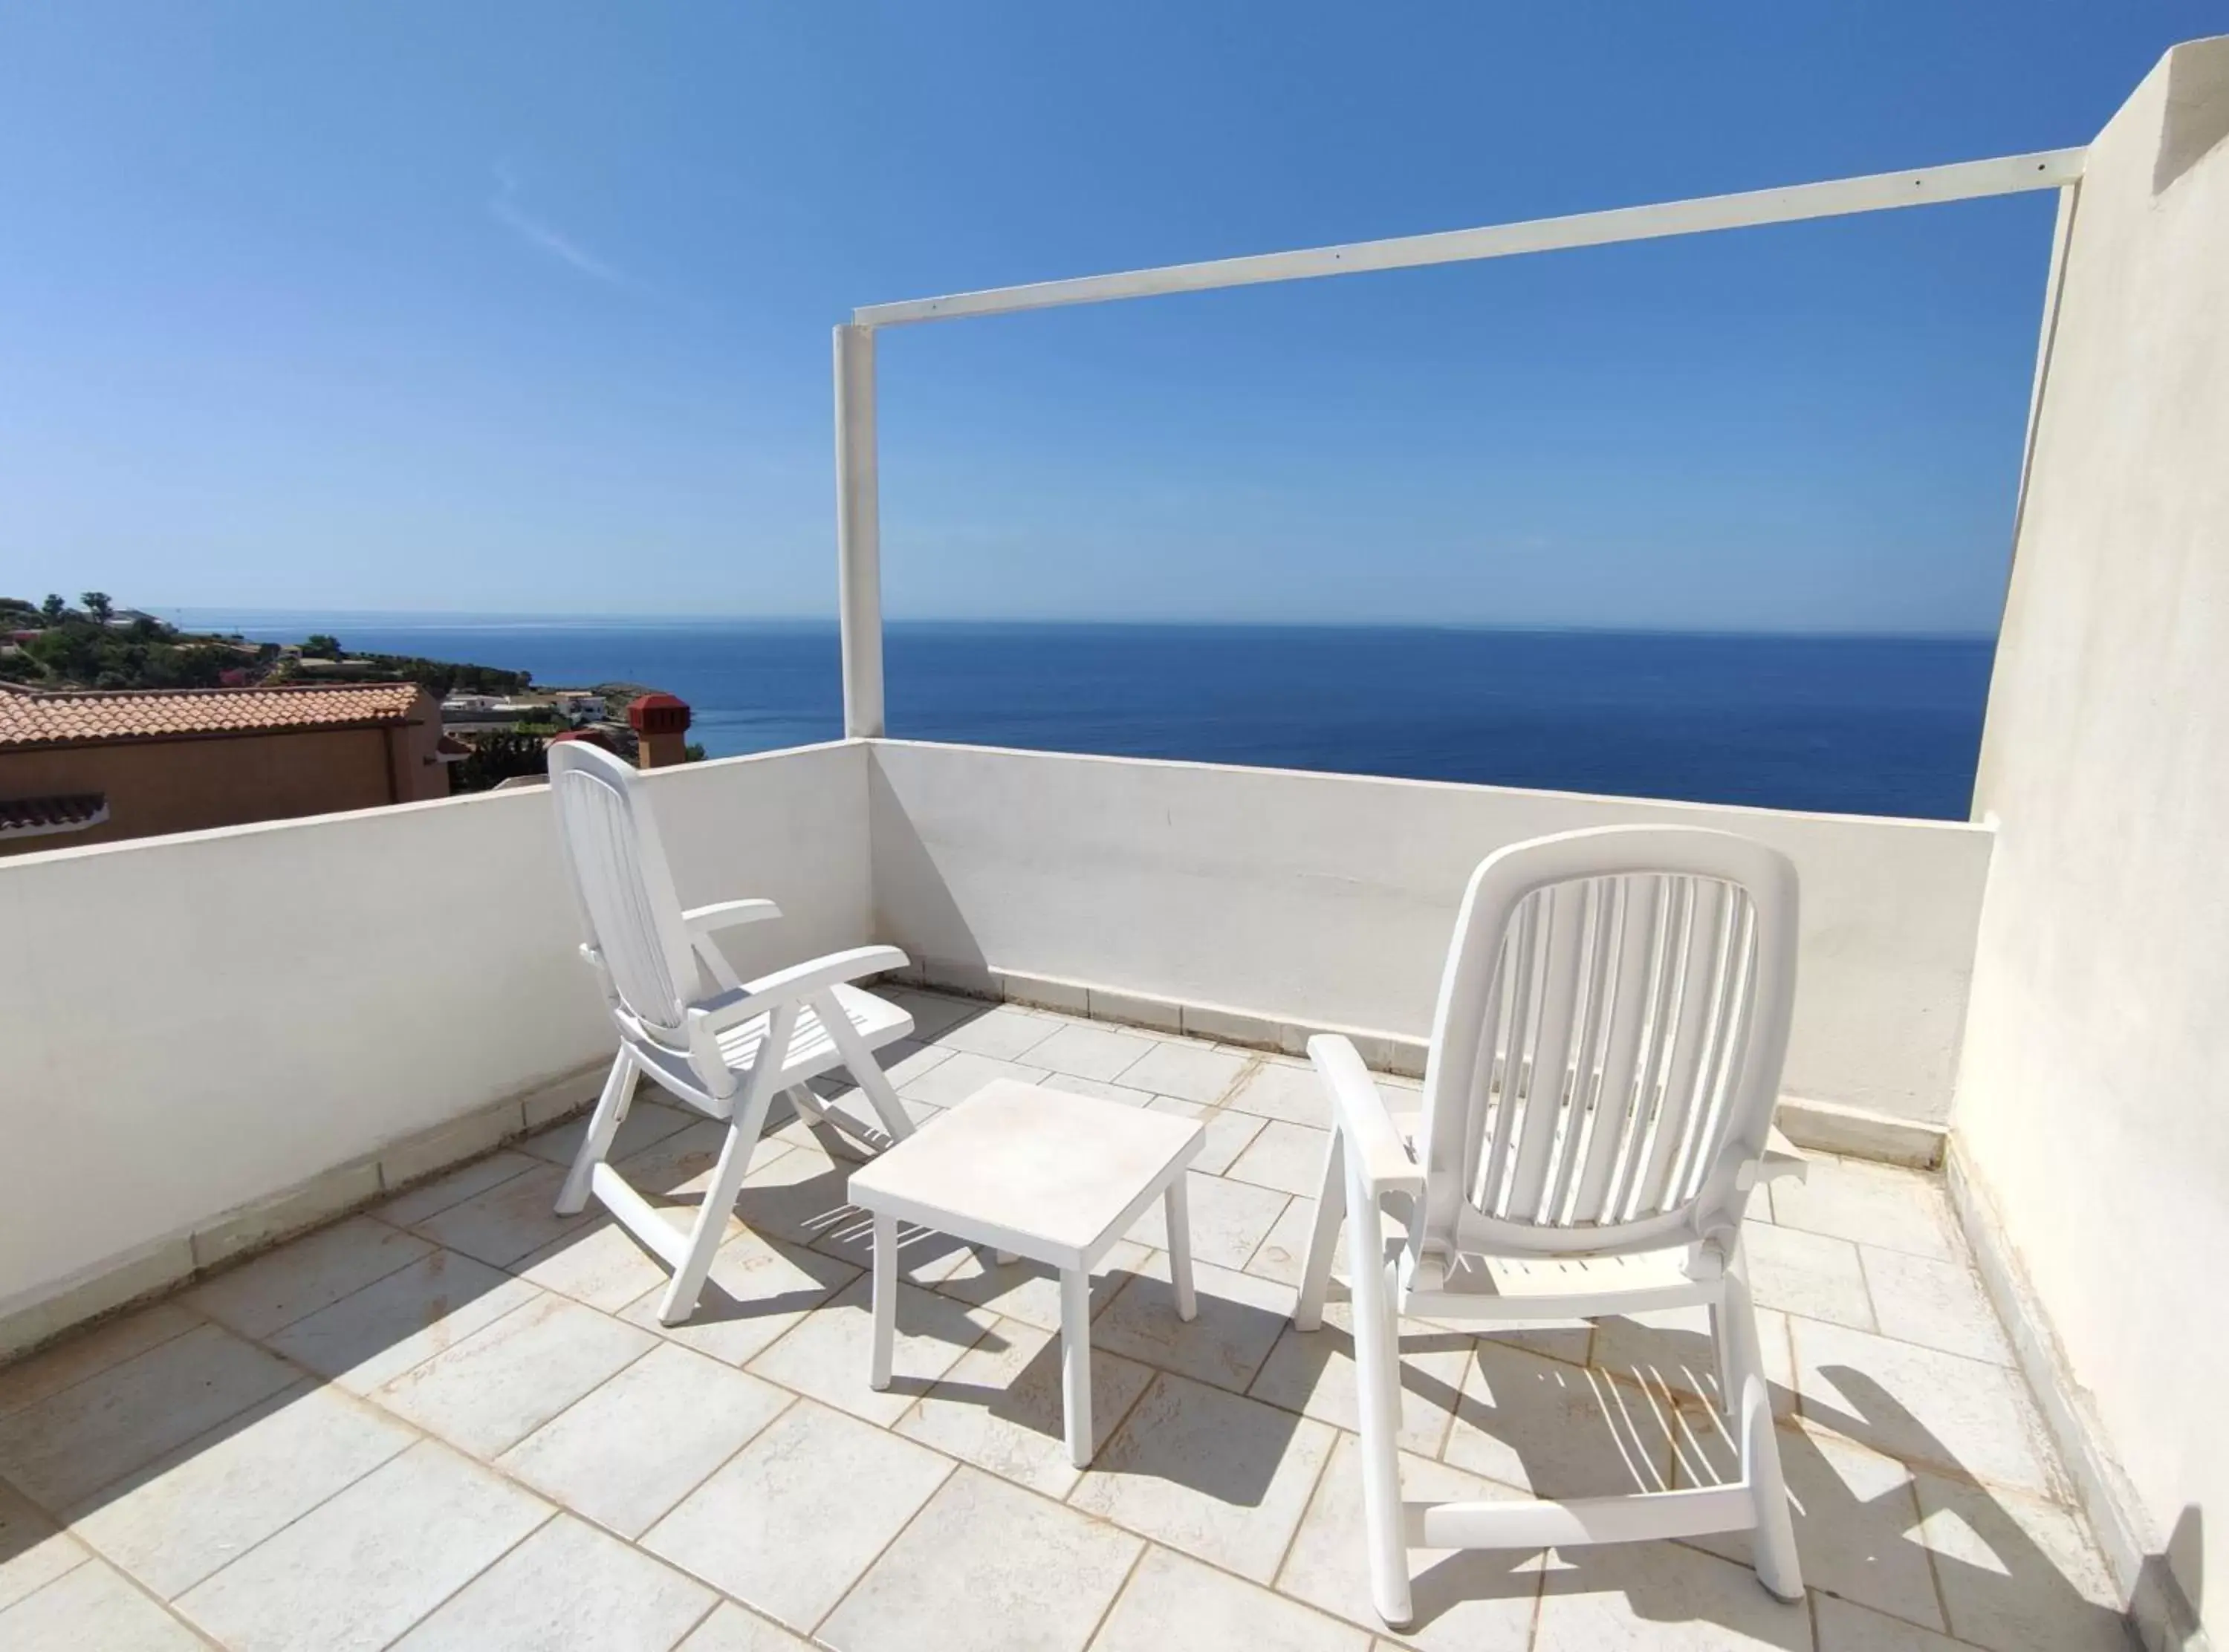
158, 608, 1997, 644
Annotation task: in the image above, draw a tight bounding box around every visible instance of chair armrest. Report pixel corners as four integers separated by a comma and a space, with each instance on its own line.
683, 899, 782, 932
690, 945, 912, 1033
681, 902, 783, 993
1308, 1034, 1425, 1197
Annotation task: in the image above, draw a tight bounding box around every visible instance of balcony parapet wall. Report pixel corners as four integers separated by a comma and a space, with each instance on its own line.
0, 736, 1990, 1357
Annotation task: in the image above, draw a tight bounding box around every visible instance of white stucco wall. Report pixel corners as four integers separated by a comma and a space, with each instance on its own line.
1954, 37, 2229, 1636
0, 740, 871, 1322
868, 739, 1993, 1122
1, 726, 1985, 1336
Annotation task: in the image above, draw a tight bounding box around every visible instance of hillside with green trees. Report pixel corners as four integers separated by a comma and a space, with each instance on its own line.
0, 594, 531, 697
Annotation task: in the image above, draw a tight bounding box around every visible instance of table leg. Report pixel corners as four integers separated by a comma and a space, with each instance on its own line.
994, 1249, 1017, 1265
1166, 1177, 1198, 1321
870, 1212, 897, 1391
1060, 1266, 1093, 1469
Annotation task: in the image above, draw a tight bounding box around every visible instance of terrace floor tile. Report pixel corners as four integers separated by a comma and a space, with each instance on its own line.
1069, 1371, 1337, 1583
818, 1466, 1140, 1652
0, 988, 2130, 1652
172, 1440, 550, 1652
640, 1400, 953, 1631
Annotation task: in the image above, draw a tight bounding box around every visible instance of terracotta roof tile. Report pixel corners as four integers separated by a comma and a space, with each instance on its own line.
0, 793, 109, 837
0, 683, 426, 749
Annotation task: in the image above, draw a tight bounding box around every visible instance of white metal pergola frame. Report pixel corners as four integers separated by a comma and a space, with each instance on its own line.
832, 146, 2085, 736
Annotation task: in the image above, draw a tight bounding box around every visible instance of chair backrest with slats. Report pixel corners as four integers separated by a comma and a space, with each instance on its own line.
1414, 826, 1800, 1261
546, 741, 699, 1050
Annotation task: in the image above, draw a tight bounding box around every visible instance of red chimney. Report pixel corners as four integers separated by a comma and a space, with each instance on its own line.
628, 693, 692, 770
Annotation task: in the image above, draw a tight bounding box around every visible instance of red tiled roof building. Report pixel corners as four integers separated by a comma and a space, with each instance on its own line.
0, 683, 450, 854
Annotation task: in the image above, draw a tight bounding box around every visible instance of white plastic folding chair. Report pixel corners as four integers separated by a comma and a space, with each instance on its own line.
545, 739, 918, 1324
1295, 825, 1809, 1625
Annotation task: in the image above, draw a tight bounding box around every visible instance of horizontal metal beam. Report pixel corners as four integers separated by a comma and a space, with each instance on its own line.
855, 148, 2085, 328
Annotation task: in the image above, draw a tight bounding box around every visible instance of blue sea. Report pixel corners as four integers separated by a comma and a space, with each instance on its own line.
171, 616, 1995, 821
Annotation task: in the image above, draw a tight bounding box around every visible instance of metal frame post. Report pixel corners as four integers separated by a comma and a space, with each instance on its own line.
854, 149, 2084, 329
835, 146, 2089, 743
834, 322, 884, 738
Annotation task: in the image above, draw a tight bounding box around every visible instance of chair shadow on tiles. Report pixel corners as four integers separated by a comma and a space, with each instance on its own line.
723, 1135, 979, 1284
1414, 1310, 2131, 1648
1784, 1364, 2134, 1652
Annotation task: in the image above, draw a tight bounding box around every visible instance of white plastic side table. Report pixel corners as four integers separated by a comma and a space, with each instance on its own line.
846, 1078, 1205, 1466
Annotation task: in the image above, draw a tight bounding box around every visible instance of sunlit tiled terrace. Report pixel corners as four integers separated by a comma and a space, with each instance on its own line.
0, 989, 2127, 1651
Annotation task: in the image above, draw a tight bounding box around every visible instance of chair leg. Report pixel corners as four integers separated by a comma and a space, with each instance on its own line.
1723, 1269, 1803, 1601
783, 1082, 875, 1161
1709, 1301, 1736, 1417
785, 1082, 831, 1125
1294, 1126, 1346, 1331
655, 1080, 778, 1325
1343, 1158, 1413, 1628
556, 1050, 637, 1216
819, 992, 915, 1146
849, 1056, 915, 1145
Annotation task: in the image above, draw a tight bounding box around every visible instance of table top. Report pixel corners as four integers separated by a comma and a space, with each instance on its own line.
846, 1079, 1206, 1262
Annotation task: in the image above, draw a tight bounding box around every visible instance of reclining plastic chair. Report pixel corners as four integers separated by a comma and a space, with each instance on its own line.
546, 740, 918, 1324
1295, 825, 1808, 1624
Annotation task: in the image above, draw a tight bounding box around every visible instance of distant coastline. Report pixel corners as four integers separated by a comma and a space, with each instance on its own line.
2, 597, 534, 700
1, 598, 708, 790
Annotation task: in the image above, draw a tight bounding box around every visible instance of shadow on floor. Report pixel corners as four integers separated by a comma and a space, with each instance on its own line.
1419, 1310, 2135, 1648
0, 1110, 2138, 1652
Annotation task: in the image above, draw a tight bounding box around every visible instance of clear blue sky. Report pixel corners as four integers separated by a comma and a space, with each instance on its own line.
1, 4, 2216, 631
